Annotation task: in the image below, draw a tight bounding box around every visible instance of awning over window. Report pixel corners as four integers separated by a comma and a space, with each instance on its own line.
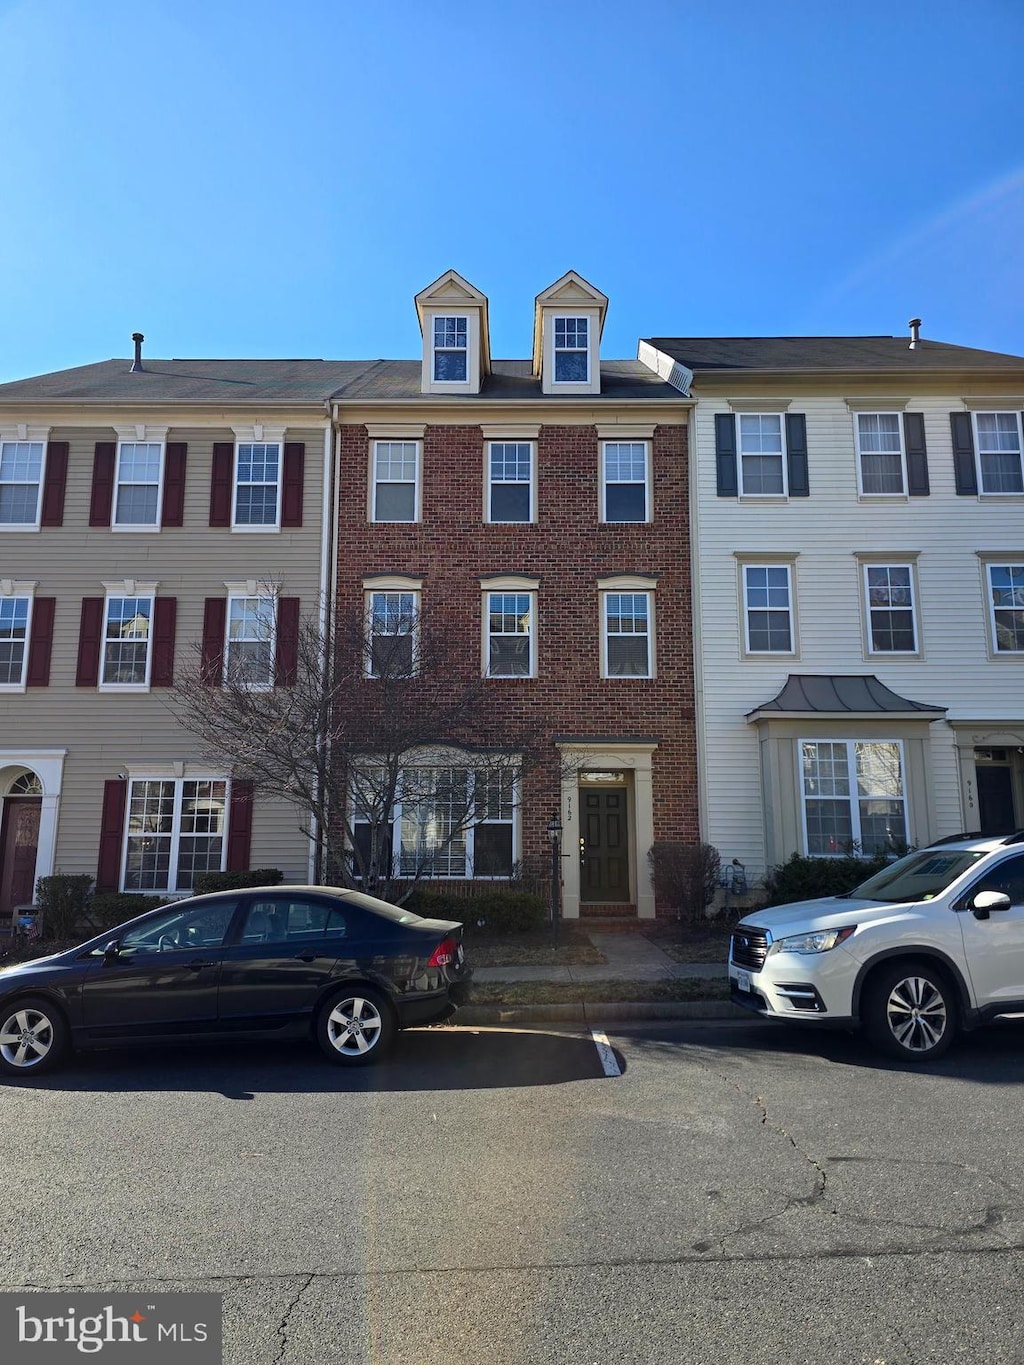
746, 674, 946, 721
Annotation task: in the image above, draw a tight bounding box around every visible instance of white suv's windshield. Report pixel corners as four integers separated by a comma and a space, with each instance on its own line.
846, 848, 987, 903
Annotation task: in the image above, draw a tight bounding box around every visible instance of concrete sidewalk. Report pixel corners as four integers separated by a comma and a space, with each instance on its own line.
458, 925, 745, 1027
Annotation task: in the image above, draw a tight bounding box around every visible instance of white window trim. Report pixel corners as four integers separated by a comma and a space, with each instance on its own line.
798, 738, 908, 858
224, 590, 278, 689
352, 764, 520, 881
972, 411, 1024, 497
0, 434, 49, 533
740, 560, 797, 657
861, 560, 920, 657
599, 582, 655, 680
431, 313, 470, 385
120, 773, 229, 896
983, 559, 1024, 657
485, 440, 537, 524
552, 314, 591, 385
0, 579, 37, 692
365, 582, 421, 679
99, 581, 158, 692
854, 412, 908, 498
230, 433, 285, 532
371, 439, 422, 524
600, 440, 652, 524
481, 578, 538, 679
738, 413, 789, 498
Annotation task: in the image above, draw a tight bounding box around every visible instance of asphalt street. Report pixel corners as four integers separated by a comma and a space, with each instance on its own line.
4, 1017, 1024, 1364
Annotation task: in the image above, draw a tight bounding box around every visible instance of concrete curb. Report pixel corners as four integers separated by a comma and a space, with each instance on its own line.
452, 1000, 752, 1026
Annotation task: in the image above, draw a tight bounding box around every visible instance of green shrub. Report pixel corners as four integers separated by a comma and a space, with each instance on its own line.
34, 874, 94, 939
87, 892, 169, 932
408, 888, 548, 934
192, 868, 283, 894
761, 850, 894, 906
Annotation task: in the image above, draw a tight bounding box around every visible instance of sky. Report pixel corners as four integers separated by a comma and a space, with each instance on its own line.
1, 0, 1022, 382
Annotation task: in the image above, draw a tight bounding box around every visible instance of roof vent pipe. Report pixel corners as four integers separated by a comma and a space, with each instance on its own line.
908, 317, 921, 350
131, 332, 145, 372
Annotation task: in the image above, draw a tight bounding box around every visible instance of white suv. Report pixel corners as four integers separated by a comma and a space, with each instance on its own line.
729, 833, 1024, 1061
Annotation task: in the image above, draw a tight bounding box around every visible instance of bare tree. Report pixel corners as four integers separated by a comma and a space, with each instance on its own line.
169, 601, 557, 902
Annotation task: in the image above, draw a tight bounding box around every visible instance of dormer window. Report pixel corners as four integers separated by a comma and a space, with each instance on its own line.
433, 316, 469, 382
554, 317, 589, 383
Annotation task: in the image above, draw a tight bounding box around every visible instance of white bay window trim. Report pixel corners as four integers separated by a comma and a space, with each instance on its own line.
799, 738, 908, 857
122, 773, 229, 894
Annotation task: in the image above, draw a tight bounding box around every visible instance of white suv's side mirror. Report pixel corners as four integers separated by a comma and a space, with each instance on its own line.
970, 890, 1012, 920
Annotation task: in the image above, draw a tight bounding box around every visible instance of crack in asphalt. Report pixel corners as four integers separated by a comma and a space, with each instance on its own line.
9, 1237, 1024, 1293
272, 1272, 314, 1365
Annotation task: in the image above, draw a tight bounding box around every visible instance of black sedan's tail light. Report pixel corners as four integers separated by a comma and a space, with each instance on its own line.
427, 937, 458, 968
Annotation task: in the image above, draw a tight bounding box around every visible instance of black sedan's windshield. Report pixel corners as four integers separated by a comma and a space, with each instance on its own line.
846, 849, 987, 903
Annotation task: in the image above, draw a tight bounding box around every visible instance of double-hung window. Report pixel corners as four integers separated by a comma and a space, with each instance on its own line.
743, 564, 794, 653
352, 764, 518, 881
372, 441, 419, 522
487, 443, 534, 523
432, 315, 468, 382
234, 443, 281, 527
225, 594, 276, 687
0, 442, 44, 527
603, 592, 652, 677
123, 777, 228, 893
987, 564, 1024, 653
114, 442, 163, 526
864, 564, 917, 653
602, 442, 650, 522
974, 413, 1024, 494
856, 414, 905, 495
367, 590, 418, 677
486, 591, 534, 677
801, 740, 907, 856
0, 596, 30, 687
739, 415, 786, 495
554, 317, 589, 383
101, 594, 153, 686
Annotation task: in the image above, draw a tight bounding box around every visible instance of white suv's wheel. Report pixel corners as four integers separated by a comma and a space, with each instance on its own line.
863, 960, 957, 1062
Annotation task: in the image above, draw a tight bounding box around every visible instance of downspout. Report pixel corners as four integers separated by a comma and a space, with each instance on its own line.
309, 409, 338, 883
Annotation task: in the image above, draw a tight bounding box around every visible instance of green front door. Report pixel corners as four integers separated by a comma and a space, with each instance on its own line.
580, 789, 630, 902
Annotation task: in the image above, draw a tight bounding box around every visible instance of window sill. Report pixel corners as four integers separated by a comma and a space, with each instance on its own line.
0, 683, 27, 693
737, 494, 790, 505
98, 684, 151, 693
230, 524, 282, 533
110, 524, 161, 533
857, 493, 910, 503
0, 524, 41, 532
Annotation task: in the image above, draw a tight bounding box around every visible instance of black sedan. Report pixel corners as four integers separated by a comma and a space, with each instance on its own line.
0, 886, 471, 1077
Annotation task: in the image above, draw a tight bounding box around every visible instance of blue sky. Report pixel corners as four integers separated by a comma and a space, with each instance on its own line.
1, 0, 1022, 381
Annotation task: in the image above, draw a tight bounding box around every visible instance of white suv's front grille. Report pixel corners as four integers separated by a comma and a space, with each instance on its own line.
731, 927, 769, 970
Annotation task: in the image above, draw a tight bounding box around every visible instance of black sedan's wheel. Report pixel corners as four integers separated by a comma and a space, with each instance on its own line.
317, 987, 395, 1067
0, 996, 68, 1077
862, 960, 957, 1062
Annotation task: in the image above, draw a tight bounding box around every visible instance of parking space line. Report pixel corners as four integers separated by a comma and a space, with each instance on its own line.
591, 1029, 622, 1076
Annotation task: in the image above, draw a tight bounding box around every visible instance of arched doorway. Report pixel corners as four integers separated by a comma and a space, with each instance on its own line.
0, 771, 43, 919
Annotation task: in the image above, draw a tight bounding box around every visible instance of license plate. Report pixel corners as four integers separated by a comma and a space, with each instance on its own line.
734, 968, 751, 993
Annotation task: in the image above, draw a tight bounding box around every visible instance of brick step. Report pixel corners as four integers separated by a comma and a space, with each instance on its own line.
578, 905, 639, 931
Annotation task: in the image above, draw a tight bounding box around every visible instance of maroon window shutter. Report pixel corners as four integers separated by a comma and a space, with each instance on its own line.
89, 442, 116, 527
227, 780, 254, 871
76, 597, 104, 687
96, 779, 128, 893
281, 442, 305, 527
162, 442, 188, 527
150, 597, 177, 687
201, 597, 227, 685
40, 442, 69, 527
26, 597, 55, 686
274, 597, 300, 687
210, 442, 234, 526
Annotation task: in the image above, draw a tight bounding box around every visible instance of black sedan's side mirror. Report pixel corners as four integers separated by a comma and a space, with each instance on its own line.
971, 890, 1012, 920
102, 939, 121, 960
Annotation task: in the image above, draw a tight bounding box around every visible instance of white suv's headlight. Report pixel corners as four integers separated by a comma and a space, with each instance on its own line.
768, 926, 856, 956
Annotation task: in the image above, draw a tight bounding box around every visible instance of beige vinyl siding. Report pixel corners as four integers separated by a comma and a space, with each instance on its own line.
694, 392, 1024, 883
0, 424, 327, 887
